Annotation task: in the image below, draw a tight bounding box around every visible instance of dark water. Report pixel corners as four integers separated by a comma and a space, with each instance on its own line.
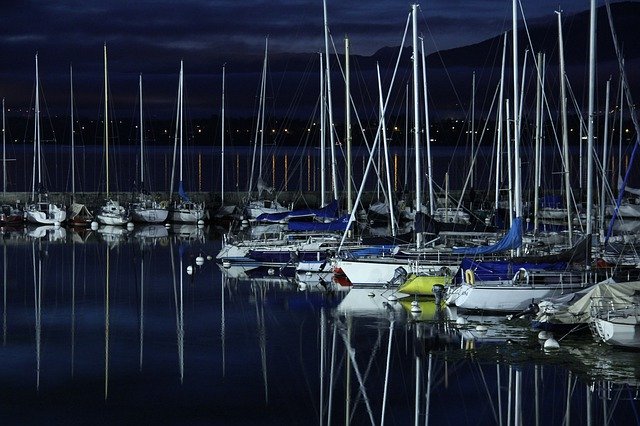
1, 226, 639, 425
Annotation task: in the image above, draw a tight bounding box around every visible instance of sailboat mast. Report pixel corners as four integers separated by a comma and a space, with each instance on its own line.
179, 61, 184, 183
533, 52, 544, 234
71, 65, 75, 198
412, 4, 421, 247
35, 53, 42, 200
169, 65, 181, 199
377, 63, 397, 236
495, 33, 507, 211
322, 0, 338, 202
600, 79, 611, 234
2, 97, 5, 195
258, 40, 267, 186
104, 44, 109, 198
320, 52, 326, 207
586, 0, 596, 237
345, 35, 352, 213
557, 10, 573, 242
420, 36, 435, 216
506, 99, 513, 227
139, 73, 144, 188
512, 0, 522, 220
221, 64, 226, 205
471, 71, 476, 189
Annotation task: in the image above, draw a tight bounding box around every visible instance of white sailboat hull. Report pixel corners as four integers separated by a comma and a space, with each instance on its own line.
97, 200, 130, 226
445, 283, 585, 312
592, 317, 640, 348
25, 204, 66, 225
169, 207, 204, 223
335, 258, 458, 286
132, 207, 169, 223
245, 200, 289, 220
97, 214, 129, 226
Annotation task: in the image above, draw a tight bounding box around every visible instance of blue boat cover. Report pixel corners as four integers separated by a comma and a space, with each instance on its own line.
287, 213, 350, 232
178, 181, 190, 202
452, 217, 523, 255
342, 245, 397, 259
257, 199, 338, 223
455, 257, 568, 283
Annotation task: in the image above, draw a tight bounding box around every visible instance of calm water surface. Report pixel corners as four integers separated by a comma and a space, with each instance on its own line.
1, 225, 639, 425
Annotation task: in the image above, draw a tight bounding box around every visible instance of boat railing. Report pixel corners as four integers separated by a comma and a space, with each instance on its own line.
590, 297, 640, 322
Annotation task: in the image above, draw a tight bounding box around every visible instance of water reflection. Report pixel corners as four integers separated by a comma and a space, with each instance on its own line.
0, 232, 638, 423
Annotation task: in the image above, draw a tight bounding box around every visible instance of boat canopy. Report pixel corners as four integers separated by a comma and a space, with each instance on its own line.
457, 257, 568, 282
512, 237, 590, 264
258, 199, 338, 223
452, 217, 522, 255
287, 213, 349, 232
69, 202, 93, 220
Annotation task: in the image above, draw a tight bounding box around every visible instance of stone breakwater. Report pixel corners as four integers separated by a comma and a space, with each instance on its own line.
0, 190, 487, 215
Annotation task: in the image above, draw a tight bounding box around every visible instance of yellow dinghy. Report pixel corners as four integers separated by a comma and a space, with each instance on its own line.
397, 274, 451, 296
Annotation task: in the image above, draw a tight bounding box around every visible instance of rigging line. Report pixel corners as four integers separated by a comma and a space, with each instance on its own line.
604, 0, 640, 239
474, 360, 501, 425
417, 5, 467, 117
349, 329, 383, 422
336, 12, 412, 249
454, 77, 501, 215
339, 327, 376, 426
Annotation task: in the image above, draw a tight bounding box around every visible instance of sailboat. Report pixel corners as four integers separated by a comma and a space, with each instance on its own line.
244, 39, 289, 220
96, 44, 131, 226
213, 64, 239, 221
1, 98, 24, 225
168, 61, 205, 224
24, 53, 67, 225
130, 74, 169, 224
67, 64, 93, 227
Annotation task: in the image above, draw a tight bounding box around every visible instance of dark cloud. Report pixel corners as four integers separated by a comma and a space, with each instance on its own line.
0, 0, 625, 119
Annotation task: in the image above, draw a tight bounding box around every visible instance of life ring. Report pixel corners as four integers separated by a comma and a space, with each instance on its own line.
513, 268, 529, 285
465, 269, 475, 285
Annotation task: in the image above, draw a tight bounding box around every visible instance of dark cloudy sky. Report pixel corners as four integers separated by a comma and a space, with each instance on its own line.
0, 0, 625, 119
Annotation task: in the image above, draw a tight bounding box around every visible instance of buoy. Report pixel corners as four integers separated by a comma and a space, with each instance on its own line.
195, 256, 204, 266
410, 303, 422, 313
368, 292, 375, 297
267, 268, 275, 276
91, 221, 99, 230
222, 260, 231, 268
127, 222, 134, 230
544, 338, 560, 350
475, 325, 488, 333
305, 271, 312, 277
206, 255, 212, 261
186, 265, 194, 275
298, 282, 307, 291
538, 331, 552, 341
456, 317, 467, 326
387, 294, 398, 302
54, 221, 61, 228
197, 219, 205, 226
241, 219, 249, 226
165, 223, 171, 229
